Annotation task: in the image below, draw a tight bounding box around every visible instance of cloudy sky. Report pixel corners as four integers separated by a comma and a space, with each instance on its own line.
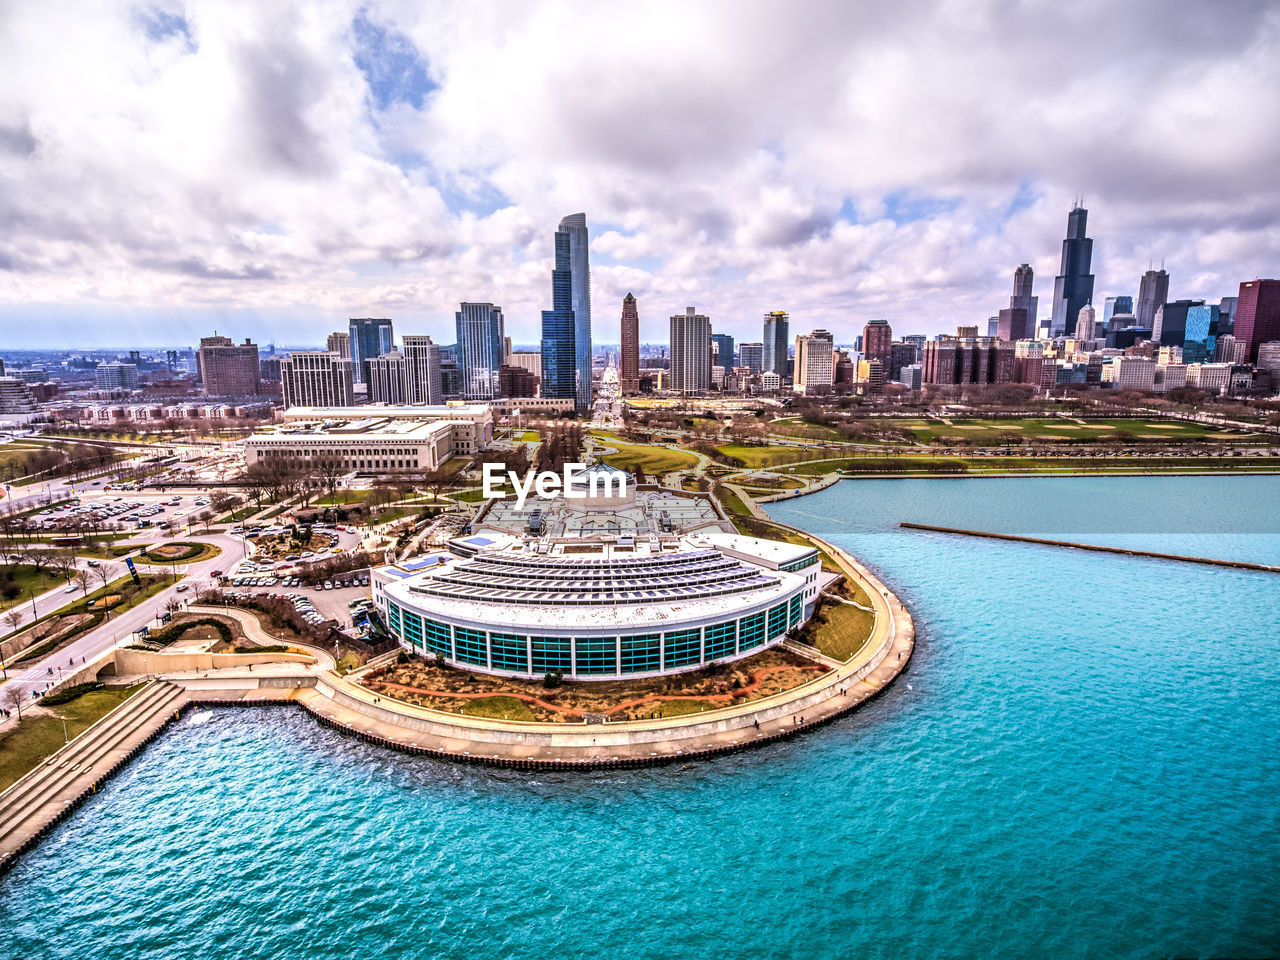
1, 0, 1278, 350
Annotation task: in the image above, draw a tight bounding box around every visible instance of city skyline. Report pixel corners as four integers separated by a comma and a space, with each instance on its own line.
2, 1, 1278, 348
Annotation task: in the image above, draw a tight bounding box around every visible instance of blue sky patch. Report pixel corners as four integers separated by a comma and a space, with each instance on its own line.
352, 10, 436, 112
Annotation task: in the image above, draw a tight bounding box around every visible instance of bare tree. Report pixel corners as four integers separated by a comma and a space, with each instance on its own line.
91, 563, 114, 592
3, 684, 26, 720
3, 607, 24, 637
72, 569, 90, 598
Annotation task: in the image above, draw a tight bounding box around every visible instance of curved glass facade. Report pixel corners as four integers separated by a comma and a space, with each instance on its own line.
382, 591, 808, 680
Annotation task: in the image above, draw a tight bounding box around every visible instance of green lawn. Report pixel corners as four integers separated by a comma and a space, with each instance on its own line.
716, 443, 817, 468
600, 440, 699, 475
0, 683, 146, 791
889, 416, 1273, 446
0, 564, 70, 612
458, 695, 537, 721
134, 542, 219, 565
811, 598, 876, 662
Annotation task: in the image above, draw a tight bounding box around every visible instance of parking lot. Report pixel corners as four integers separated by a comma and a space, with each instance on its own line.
219, 581, 373, 630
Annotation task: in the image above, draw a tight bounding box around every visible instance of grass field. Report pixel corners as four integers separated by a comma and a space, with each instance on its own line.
600, 440, 699, 475
0, 565, 70, 612
716, 443, 819, 468
890, 416, 1272, 446
813, 597, 876, 661
0, 683, 146, 791
779, 454, 1280, 477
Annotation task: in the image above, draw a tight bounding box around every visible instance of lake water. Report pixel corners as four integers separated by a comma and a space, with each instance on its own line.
2, 476, 1278, 959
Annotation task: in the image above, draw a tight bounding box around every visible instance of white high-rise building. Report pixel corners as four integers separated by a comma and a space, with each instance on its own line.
280, 352, 354, 408
402, 336, 443, 406
793, 330, 835, 394
367, 349, 409, 405
455, 303, 505, 400
669, 307, 711, 395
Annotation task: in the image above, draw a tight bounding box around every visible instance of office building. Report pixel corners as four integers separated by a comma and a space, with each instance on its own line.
711, 333, 735, 369
455, 302, 505, 400
96, 363, 139, 391
669, 307, 711, 396
856, 358, 885, 393
1234, 279, 1280, 363
0, 377, 37, 415
1049, 205, 1095, 336
280, 352, 354, 408
541, 214, 592, 412
1075, 304, 1098, 342
1136, 269, 1170, 330
348, 318, 394, 385
1104, 296, 1134, 326
197, 335, 260, 397
499, 364, 539, 398
862, 319, 892, 369
327, 332, 351, 360
1186, 363, 1233, 395
897, 363, 923, 391
367, 349, 409, 405
621, 293, 640, 396
887, 342, 918, 381
794, 330, 835, 394
401, 335, 443, 406
1100, 356, 1156, 391
739, 342, 764, 375
997, 307, 1030, 342
1010, 263, 1038, 334
1254, 341, 1280, 375
762, 311, 789, 375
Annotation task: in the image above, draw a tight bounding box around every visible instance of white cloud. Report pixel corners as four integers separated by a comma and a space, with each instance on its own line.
0, 0, 1278, 347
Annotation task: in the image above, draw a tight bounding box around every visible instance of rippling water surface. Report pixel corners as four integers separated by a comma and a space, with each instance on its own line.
3, 476, 1279, 959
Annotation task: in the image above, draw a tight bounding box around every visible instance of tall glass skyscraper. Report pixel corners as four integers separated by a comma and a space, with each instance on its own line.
711, 333, 735, 368
455, 303, 505, 400
540, 213, 592, 412
348, 317, 394, 385
1049, 206, 1095, 337
762, 311, 789, 375
1103, 296, 1134, 325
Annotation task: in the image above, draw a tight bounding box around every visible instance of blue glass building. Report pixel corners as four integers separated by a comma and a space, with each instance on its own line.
1182, 304, 1219, 363
454, 303, 505, 400
348, 317, 394, 385
711, 333, 735, 368
540, 213, 591, 413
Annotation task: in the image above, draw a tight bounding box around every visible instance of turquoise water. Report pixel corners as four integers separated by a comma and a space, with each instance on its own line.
3, 476, 1280, 959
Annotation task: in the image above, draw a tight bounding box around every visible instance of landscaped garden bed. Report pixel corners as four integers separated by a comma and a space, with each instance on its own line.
361, 646, 829, 722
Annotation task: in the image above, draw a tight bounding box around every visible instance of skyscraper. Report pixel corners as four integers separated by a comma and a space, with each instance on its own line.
739, 343, 764, 374
762, 311, 789, 375
541, 213, 592, 412
455, 302, 505, 400
711, 333, 735, 368
1135, 269, 1170, 330
401, 335, 443, 405
862, 319, 892, 368
1010, 264, 1038, 333
1049, 205, 1095, 336
997, 308, 1030, 341
1075, 304, 1098, 342
1103, 296, 1134, 326
1234, 279, 1280, 363
620, 293, 640, 396
348, 318, 394, 384
669, 307, 711, 395
794, 330, 835, 394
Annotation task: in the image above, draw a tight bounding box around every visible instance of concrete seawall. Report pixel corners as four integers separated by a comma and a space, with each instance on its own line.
900, 522, 1280, 574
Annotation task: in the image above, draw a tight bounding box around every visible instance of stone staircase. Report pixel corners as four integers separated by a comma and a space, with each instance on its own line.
0, 681, 187, 872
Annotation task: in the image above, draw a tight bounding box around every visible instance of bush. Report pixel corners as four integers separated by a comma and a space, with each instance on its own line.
40, 682, 104, 705
234, 644, 289, 654
148, 617, 234, 648
542, 669, 564, 689
397, 651, 409, 665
